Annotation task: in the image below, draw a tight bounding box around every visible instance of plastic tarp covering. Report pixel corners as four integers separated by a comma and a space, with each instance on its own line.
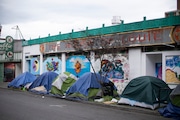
66, 72, 110, 96
29, 72, 58, 92
31, 86, 47, 94
52, 72, 77, 90
158, 103, 180, 120
8, 72, 36, 88
51, 72, 77, 95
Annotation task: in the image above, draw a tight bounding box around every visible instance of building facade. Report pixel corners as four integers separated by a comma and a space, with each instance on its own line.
0, 36, 23, 82
22, 12, 180, 93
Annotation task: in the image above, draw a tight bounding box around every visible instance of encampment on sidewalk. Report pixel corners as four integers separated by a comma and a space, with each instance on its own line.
1, 73, 175, 117
0, 81, 163, 116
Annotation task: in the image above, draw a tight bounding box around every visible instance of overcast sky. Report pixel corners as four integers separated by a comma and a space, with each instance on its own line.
0, 0, 177, 40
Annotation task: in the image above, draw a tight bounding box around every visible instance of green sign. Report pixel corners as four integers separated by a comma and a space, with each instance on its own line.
0, 36, 14, 59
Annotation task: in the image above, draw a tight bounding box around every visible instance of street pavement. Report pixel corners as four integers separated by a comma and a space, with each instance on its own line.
0, 82, 165, 117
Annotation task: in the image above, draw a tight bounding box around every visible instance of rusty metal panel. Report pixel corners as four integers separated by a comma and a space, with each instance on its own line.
41, 27, 174, 53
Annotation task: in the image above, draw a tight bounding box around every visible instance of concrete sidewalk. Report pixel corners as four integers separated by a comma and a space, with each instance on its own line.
0, 82, 162, 116
0, 82, 9, 89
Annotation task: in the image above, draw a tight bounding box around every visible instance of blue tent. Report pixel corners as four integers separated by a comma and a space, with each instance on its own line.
29, 72, 58, 92
66, 72, 112, 97
158, 103, 180, 120
8, 72, 36, 88
158, 84, 180, 119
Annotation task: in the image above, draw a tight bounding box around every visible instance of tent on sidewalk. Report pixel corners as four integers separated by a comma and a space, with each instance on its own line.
66, 72, 117, 101
8, 72, 36, 88
118, 76, 172, 110
51, 72, 78, 96
29, 72, 58, 94
158, 102, 180, 120
169, 84, 180, 107
158, 84, 180, 119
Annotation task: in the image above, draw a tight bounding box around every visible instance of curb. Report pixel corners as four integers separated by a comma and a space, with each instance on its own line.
61, 96, 161, 116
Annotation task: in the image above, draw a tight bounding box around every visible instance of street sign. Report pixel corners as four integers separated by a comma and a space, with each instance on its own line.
0, 36, 14, 59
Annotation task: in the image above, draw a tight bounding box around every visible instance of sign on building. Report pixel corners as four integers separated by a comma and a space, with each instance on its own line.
0, 36, 14, 59
40, 27, 175, 54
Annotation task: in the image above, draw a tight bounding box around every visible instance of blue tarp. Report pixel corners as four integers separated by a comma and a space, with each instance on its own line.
29, 72, 58, 92
8, 72, 36, 88
158, 103, 180, 120
66, 72, 111, 96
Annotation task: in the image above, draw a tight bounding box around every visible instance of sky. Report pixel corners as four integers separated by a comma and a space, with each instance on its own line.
0, 0, 177, 40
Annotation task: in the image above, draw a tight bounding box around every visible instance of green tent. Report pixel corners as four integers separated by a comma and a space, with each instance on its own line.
51, 72, 77, 96
118, 76, 172, 110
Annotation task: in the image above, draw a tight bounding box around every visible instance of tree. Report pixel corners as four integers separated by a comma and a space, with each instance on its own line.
67, 34, 127, 78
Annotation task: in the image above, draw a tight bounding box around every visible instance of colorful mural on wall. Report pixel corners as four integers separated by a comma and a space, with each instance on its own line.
43, 57, 61, 74
100, 54, 129, 80
66, 55, 90, 78
31, 58, 40, 75
166, 55, 180, 83
94, 53, 129, 94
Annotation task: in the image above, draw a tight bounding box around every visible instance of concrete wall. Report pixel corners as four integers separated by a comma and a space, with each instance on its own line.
23, 45, 41, 73
23, 44, 41, 56
15, 63, 22, 77
129, 48, 142, 80
142, 50, 180, 89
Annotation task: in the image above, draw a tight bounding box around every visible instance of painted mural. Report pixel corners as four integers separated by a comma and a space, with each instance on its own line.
43, 57, 61, 74
66, 55, 90, 78
166, 55, 180, 83
101, 54, 129, 79
94, 53, 129, 94
31, 58, 40, 75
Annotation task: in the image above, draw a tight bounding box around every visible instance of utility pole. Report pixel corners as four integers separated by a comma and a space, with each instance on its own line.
0, 24, 2, 37
12, 25, 24, 40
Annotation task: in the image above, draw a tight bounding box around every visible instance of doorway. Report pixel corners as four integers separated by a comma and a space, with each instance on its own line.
146, 54, 162, 78
4, 63, 15, 82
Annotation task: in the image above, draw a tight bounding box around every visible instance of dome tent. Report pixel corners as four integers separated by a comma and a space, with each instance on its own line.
51, 72, 77, 96
29, 72, 58, 94
66, 72, 117, 101
118, 76, 172, 110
